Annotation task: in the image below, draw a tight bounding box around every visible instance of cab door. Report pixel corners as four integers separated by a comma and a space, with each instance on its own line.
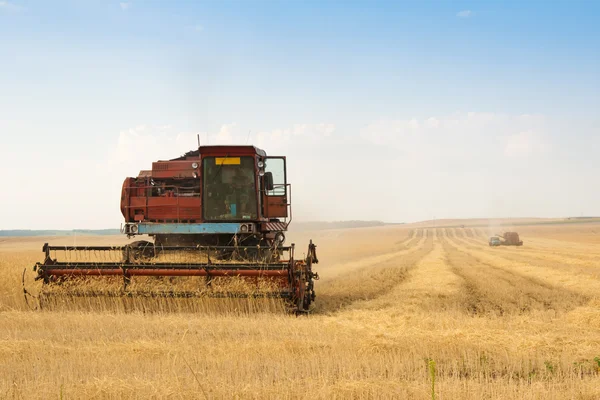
262, 157, 289, 218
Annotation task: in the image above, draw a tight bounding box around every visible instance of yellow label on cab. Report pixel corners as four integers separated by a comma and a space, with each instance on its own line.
215, 157, 241, 165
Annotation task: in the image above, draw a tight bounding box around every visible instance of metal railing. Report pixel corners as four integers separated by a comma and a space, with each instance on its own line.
262, 183, 292, 226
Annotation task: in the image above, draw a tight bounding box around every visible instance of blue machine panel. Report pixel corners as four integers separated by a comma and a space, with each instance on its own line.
137, 223, 242, 235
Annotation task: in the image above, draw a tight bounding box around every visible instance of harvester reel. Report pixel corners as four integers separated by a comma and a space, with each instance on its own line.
32, 240, 320, 314
123, 240, 155, 262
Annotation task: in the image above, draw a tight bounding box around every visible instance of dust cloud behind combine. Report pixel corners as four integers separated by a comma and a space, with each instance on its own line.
1, 220, 600, 399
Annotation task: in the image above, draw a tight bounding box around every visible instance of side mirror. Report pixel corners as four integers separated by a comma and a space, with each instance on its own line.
264, 172, 274, 191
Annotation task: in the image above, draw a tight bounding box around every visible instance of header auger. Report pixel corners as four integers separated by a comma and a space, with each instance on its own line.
31, 145, 319, 313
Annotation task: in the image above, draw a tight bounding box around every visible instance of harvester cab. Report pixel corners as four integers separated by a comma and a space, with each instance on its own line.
32, 145, 319, 313
489, 237, 501, 246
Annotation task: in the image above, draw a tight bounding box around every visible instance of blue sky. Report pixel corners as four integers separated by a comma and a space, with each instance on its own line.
1, 0, 599, 229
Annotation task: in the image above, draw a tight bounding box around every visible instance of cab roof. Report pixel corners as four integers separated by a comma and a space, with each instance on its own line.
169, 145, 267, 161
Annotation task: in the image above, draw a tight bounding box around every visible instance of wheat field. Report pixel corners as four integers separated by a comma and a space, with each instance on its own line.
1, 221, 599, 399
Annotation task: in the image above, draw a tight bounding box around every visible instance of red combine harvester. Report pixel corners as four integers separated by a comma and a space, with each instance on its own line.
489, 232, 524, 246
499, 232, 523, 246
33, 145, 319, 312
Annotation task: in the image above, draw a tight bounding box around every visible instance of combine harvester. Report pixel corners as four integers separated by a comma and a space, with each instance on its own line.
31, 145, 319, 313
489, 232, 523, 246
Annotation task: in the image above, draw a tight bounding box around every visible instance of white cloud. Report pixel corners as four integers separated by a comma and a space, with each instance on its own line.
110, 122, 336, 175
207, 123, 237, 145
253, 123, 335, 154
456, 10, 473, 18
362, 112, 550, 163
504, 130, 549, 157
119, 2, 132, 11
357, 112, 570, 221
111, 125, 196, 171
0, 1, 24, 12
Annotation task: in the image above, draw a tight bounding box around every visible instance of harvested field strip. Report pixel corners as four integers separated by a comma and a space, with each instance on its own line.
458, 233, 600, 262
449, 232, 600, 279
317, 230, 434, 312
394, 229, 416, 247
405, 227, 425, 246
466, 229, 600, 257
443, 234, 600, 299
527, 236, 600, 257
319, 229, 428, 282
474, 228, 488, 238
459, 234, 599, 262
357, 239, 463, 313
448, 228, 591, 262
440, 238, 587, 316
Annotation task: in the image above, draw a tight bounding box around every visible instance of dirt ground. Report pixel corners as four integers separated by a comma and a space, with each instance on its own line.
1, 220, 599, 399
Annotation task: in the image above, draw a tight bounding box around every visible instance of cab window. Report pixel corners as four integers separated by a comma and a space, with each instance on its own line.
264, 158, 286, 196
203, 156, 257, 220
